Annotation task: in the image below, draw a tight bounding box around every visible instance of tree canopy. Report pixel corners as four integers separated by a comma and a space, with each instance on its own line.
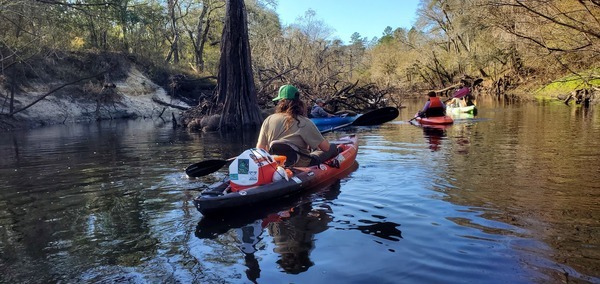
1, 0, 598, 128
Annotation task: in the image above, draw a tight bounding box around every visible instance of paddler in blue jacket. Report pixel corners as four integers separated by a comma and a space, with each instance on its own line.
418, 91, 446, 117
310, 99, 335, 118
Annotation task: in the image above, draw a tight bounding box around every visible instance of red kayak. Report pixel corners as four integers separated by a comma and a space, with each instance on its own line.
416, 115, 454, 125
193, 135, 359, 216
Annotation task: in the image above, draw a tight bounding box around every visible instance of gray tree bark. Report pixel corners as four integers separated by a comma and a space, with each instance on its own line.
213, 0, 262, 131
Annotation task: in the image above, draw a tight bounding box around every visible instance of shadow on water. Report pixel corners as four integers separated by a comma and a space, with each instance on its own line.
347, 219, 403, 242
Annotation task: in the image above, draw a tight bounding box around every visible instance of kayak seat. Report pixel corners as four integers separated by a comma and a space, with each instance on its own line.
269, 142, 300, 167
425, 107, 446, 117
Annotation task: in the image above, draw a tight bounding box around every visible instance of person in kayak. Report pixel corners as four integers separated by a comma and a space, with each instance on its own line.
310, 99, 335, 118
446, 90, 476, 108
256, 84, 338, 167
464, 92, 476, 106
446, 96, 467, 108
418, 91, 446, 117
446, 79, 475, 107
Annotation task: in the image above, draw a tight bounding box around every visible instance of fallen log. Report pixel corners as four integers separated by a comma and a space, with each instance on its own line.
152, 97, 190, 110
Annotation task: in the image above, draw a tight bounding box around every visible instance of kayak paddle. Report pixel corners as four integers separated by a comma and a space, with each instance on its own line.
352, 106, 399, 126
320, 106, 399, 134
185, 157, 236, 178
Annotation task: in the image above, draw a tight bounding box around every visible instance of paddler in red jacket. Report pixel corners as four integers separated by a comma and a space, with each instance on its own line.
418, 91, 446, 117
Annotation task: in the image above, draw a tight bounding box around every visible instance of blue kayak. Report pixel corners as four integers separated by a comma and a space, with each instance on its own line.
310, 114, 361, 127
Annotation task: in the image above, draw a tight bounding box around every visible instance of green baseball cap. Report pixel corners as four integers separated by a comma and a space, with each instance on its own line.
273, 85, 299, 101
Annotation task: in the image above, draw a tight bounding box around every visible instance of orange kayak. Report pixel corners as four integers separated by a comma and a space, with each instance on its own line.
193, 135, 359, 216
416, 115, 454, 125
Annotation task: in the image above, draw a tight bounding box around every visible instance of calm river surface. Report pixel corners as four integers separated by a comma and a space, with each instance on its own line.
1, 100, 599, 283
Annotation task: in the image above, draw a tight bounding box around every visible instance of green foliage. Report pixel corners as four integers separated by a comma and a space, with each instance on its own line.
534, 69, 600, 98
1, 0, 597, 105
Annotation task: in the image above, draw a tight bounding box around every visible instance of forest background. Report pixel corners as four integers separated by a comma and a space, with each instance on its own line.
0, 0, 598, 131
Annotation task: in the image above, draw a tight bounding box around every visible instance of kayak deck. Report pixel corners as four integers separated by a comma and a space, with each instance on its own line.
416, 115, 454, 125
447, 105, 476, 114
311, 114, 360, 126
193, 135, 359, 216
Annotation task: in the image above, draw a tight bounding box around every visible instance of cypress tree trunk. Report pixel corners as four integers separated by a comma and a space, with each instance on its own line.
214, 0, 262, 131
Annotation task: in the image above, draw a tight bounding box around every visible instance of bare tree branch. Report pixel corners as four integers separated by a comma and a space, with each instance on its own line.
9, 69, 110, 116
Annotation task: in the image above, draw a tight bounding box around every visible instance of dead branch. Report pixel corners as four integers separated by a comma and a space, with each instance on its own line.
9, 69, 110, 116
434, 83, 461, 93
152, 97, 190, 110
333, 80, 359, 98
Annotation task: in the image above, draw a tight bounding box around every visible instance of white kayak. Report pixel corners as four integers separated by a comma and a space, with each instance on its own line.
447, 105, 476, 114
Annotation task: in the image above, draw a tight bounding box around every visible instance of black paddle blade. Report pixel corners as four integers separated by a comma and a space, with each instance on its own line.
319, 107, 400, 134
185, 159, 230, 177
352, 107, 399, 126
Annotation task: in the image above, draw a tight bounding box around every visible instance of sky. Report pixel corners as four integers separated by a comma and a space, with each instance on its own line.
275, 0, 421, 44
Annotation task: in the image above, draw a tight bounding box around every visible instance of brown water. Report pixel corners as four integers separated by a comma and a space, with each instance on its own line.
0, 100, 598, 283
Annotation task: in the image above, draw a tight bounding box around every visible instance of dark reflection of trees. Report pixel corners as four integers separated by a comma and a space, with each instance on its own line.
438, 104, 600, 281
0, 122, 170, 282
195, 180, 343, 281
0, 122, 261, 282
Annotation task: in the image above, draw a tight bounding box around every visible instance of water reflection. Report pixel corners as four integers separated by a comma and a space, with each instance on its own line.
349, 220, 402, 242
195, 180, 342, 281
422, 125, 448, 151
1, 103, 600, 283
268, 200, 334, 274
449, 111, 476, 120
408, 121, 450, 151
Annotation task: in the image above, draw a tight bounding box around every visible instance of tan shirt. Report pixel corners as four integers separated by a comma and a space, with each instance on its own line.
257, 113, 326, 166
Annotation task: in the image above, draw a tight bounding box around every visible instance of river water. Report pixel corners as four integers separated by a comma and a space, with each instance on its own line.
0, 100, 598, 283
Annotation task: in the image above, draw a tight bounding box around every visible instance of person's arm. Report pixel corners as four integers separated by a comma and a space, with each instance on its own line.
317, 107, 333, 118
256, 142, 268, 151
421, 101, 431, 112
323, 107, 335, 117
256, 119, 269, 150
317, 139, 330, 151
304, 118, 330, 151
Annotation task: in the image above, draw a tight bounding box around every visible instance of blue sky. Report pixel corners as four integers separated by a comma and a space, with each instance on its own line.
275, 0, 421, 43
